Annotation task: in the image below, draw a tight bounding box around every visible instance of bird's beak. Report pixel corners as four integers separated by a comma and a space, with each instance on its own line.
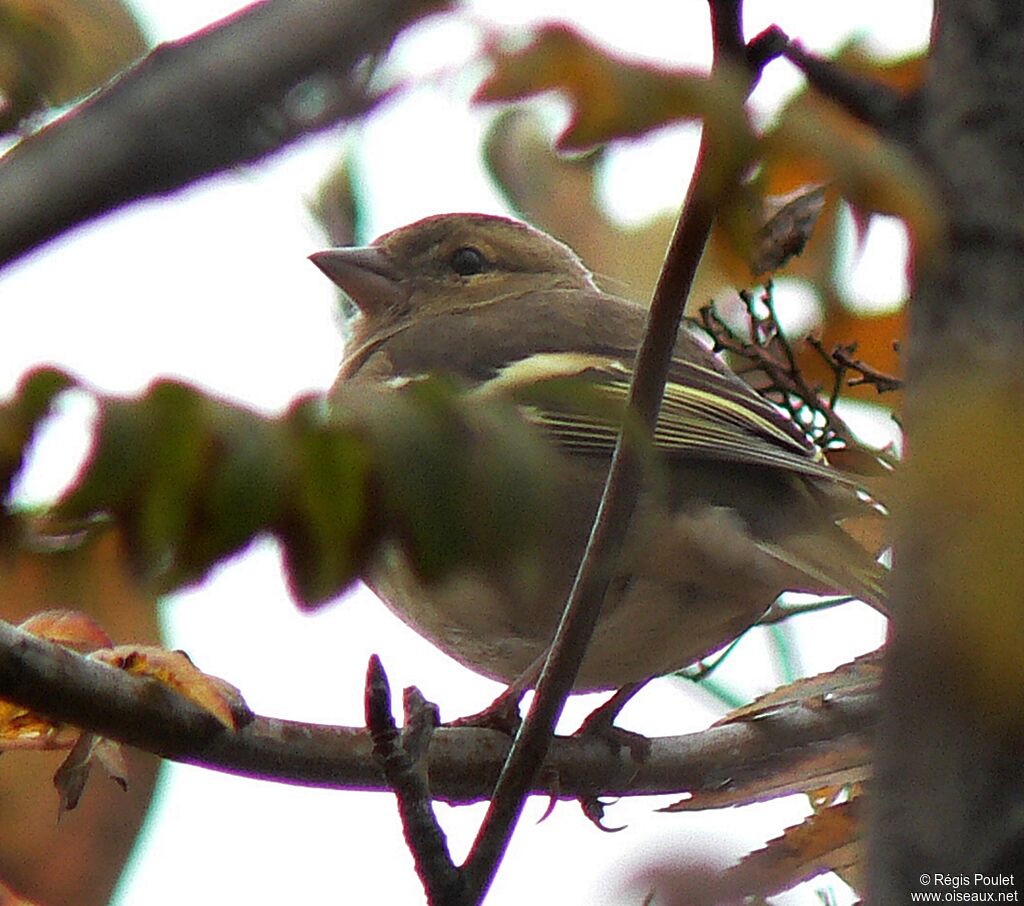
309, 246, 408, 314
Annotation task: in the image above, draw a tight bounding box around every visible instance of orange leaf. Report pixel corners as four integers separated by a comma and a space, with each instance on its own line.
93, 645, 248, 730
475, 23, 750, 153
19, 609, 113, 653
724, 799, 864, 898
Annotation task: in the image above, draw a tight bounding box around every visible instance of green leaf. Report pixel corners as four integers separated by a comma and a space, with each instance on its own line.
0, 0, 148, 132
0, 366, 73, 505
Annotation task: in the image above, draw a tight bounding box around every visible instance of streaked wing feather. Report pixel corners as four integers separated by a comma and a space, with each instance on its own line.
514, 357, 864, 488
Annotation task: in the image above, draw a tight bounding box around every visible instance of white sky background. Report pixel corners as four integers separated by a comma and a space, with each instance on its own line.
0, 1, 928, 903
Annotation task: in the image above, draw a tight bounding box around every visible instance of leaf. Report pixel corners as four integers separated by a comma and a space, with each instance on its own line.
53, 733, 128, 815
0, 0, 147, 132
18, 608, 112, 652
761, 48, 936, 253
0, 611, 113, 752
724, 799, 863, 898
750, 184, 828, 277
0, 523, 160, 906
0, 367, 72, 512
276, 398, 372, 605
57, 380, 371, 601
332, 378, 559, 587
483, 107, 676, 305
663, 655, 879, 812
475, 22, 751, 153
716, 649, 882, 724
93, 645, 250, 730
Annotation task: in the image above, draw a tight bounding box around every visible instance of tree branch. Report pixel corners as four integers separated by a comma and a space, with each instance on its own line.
780, 39, 911, 136
0, 619, 876, 803
0, 0, 449, 269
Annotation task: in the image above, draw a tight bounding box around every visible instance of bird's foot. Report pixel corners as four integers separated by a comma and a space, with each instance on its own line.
446, 686, 523, 735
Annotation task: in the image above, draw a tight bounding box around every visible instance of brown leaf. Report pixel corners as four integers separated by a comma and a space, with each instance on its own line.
724, 799, 863, 898
53, 734, 129, 815
0, 877, 42, 905
0, 611, 113, 751
762, 65, 937, 252
483, 107, 677, 305
18, 609, 113, 653
475, 22, 751, 153
716, 649, 882, 725
93, 645, 249, 730
661, 733, 872, 812
663, 657, 880, 812
750, 184, 828, 277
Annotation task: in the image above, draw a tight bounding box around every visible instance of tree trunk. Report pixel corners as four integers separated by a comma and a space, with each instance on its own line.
871, 0, 1024, 896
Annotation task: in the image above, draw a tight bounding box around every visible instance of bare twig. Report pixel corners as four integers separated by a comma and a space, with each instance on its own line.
364, 656, 466, 904
461, 3, 765, 899
0, 0, 450, 269
780, 39, 911, 136
689, 285, 896, 454
829, 343, 903, 394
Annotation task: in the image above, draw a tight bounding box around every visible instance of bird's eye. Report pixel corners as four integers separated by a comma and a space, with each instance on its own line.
449, 246, 487, 276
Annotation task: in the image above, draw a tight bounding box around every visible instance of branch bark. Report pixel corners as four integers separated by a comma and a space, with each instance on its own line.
0, 618, 874, 803
0, 0, 449, 269
871, 0, 1024, 895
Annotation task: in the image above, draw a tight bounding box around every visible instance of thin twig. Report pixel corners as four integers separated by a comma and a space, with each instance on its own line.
780, 39, 909, 135
830, 344, 903, 394
461, 3, 768, 899
364, 656, 466, 904
689, 286, 890, 453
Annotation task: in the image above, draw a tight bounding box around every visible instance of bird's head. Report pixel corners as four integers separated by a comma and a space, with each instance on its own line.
310, 213, 597, 348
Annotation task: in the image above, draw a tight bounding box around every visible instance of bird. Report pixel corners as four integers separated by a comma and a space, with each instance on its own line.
310, 212, 886, 693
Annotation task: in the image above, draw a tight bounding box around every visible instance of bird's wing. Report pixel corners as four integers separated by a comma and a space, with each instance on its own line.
474, 349, 862, 489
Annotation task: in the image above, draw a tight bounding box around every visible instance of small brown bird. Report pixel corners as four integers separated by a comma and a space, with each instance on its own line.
311, 213, 885, 692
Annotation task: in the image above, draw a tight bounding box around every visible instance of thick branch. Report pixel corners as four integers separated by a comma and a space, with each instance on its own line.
0, 0, 449, 269
0, 619, 875, 802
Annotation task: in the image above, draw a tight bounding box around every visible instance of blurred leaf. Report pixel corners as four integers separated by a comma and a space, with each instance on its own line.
50, 375, 560, 608
0, 878, 41, 904
19, 608, 112, 651
332, 378, 559, 588
761, 48, 936, 253
717, 650, 881, 724
0, 532, 158, 906
276, 399, 371, 605
475, 22, 751, 154
750, 184, 828, 277
310, 150, 361, 248
0, 0, 147, 132
0, 366, 71, 511
664, 656, 878, 813
724, 799, 863, 898
484, 108, 676, 304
